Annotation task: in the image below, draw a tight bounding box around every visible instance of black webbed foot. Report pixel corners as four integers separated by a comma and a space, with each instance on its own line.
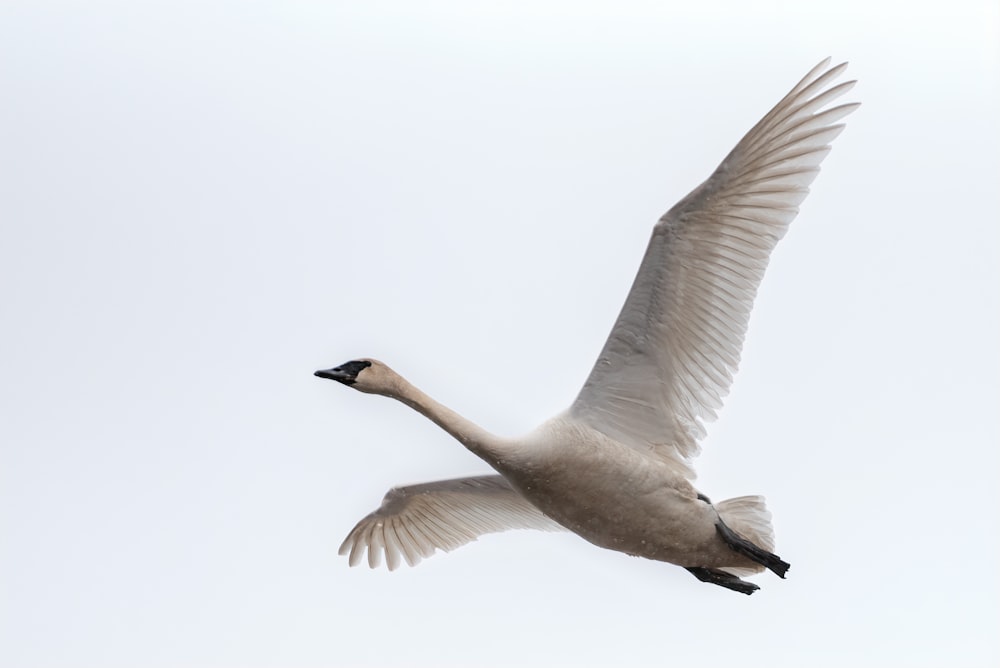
715, 519, 791, 578
685, 566, 760, 595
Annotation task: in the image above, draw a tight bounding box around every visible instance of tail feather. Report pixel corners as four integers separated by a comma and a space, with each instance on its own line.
715, 495, 777, 577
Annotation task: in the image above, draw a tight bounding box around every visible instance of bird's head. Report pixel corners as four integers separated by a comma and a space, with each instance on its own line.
314, 358, 398, 396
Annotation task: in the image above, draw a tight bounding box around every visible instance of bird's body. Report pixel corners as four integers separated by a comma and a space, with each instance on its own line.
316, 59, 858, 594
508, 415, 737, 569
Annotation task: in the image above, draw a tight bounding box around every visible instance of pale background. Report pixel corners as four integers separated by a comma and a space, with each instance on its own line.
1, 1, 998, 667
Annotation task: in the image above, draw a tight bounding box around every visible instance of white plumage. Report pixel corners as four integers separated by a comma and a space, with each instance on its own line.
317, 59, 858, 594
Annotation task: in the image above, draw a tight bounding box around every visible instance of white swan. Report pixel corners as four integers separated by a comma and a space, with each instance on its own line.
316, 59, 858, 594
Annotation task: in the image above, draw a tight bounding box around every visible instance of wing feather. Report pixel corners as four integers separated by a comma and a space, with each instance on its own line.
339, 475, 564, 570
571, 59, 859, 477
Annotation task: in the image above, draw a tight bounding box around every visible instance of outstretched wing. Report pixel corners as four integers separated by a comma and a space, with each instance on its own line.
339, 475, 564, 570
571, 59, 859, 478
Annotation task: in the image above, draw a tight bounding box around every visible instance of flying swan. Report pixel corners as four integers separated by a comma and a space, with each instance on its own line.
316, 59, 858, 594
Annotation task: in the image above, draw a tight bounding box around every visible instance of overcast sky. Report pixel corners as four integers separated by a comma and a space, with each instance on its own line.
2, 1, 998, 667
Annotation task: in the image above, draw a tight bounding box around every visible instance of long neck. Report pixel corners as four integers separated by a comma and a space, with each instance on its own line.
387, 375, 513, 464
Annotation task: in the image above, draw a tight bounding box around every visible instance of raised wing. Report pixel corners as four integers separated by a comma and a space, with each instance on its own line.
571, 59, 859, 478
339, 475, 564, 570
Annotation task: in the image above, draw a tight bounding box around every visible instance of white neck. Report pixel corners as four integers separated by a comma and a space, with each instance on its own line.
384, 374, 514, 465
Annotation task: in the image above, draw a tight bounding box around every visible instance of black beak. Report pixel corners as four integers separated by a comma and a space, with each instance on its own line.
314, 367, 353, 383
314, 360, 371, 386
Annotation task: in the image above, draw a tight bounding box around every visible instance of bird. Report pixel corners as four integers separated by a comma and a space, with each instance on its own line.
315, 58, 858, 595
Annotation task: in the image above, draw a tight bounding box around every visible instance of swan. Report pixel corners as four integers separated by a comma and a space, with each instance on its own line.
316, 58, 858, 594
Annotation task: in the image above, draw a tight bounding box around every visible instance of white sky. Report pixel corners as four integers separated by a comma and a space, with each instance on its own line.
2, 1, 998, 667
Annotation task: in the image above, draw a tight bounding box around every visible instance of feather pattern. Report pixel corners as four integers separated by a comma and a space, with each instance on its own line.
571, 59, 859, 478
338, 475, 564, 570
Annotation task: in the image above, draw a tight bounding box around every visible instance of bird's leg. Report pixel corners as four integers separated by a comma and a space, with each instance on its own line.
685, 567, 759, 595
715, 520, 791, 578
